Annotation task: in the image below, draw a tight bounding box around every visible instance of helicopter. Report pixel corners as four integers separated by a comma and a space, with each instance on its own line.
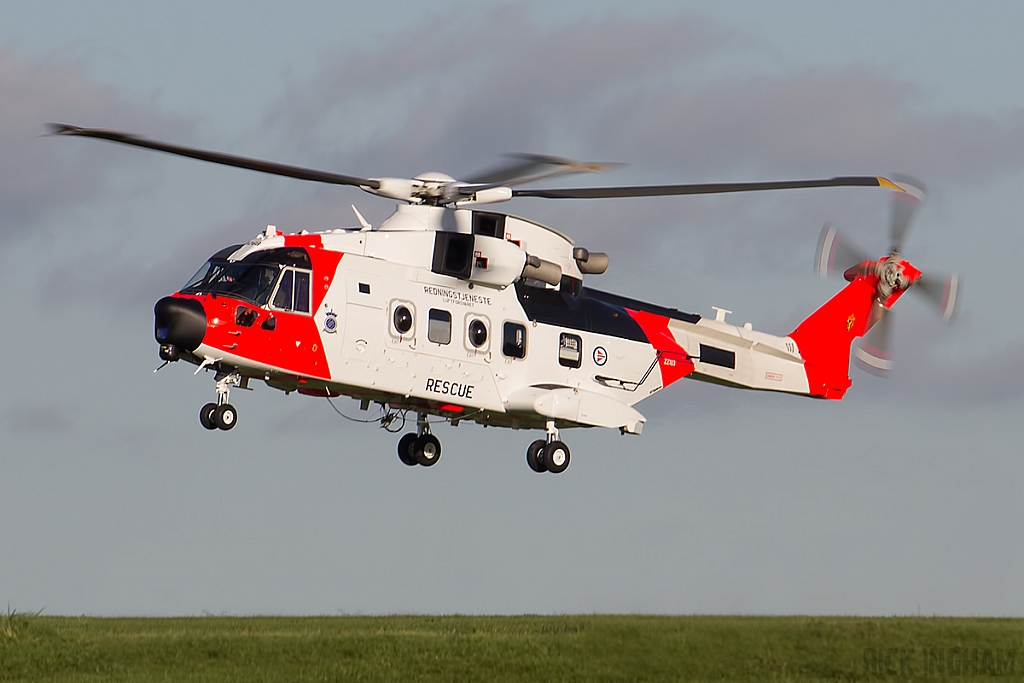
50, 124, 960, 474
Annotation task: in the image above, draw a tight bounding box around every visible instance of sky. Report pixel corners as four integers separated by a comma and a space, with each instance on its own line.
1, 1, 1022, 616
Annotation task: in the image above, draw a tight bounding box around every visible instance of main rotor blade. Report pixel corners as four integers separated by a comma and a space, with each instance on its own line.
512, 176, 903, 199
888, 174, 926, 253
463, 153, 616, 185
915, 272, 961, 322
48, 124, 380, 190
815, 224, 872, 278
853, 302, 893, 376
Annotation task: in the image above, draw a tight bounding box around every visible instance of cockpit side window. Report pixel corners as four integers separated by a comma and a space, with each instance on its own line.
270, 267, 312, 314
272, 270, 293, 309
294, 271, 311, 313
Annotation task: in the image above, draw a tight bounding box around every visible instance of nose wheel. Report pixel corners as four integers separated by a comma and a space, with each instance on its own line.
526, 421, 570, 474
397, 413, 442, 467
199, 371, 240, 431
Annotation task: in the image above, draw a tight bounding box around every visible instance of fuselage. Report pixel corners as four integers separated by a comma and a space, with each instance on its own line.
154, 208, 863, 436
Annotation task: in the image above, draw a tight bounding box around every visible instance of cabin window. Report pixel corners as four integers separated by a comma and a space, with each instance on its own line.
428, 309, 452, 344
699, 343, 735, 369
271, 268, 312, 314
503, 322, 527, 359
558, 333, 583, 368
394, 305, 413, 334
468, 319, 488, 348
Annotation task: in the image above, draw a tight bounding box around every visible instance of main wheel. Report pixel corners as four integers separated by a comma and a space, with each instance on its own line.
413, 434, 441, 467
543, 441, 570, 473
199, 402, 218, 430
397, 433, 418, 466
526, 439, 547, 473
213, 403, 237, 431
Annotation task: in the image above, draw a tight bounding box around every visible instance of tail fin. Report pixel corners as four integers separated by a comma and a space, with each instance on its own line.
790, 279, 878, 399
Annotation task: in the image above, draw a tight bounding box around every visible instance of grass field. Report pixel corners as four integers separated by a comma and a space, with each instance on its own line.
1, 612, 1021, 682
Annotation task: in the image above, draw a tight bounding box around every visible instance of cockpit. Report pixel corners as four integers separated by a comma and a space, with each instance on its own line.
182, 247, 313, 313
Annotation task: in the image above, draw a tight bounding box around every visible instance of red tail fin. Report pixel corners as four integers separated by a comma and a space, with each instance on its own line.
790, 279, 877, 399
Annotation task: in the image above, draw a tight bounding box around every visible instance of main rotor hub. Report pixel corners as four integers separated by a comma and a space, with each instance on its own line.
413, 172, 455, 183
408, 172, 464, 205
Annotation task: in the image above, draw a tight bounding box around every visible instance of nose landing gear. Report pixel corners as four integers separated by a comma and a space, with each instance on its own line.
397, 412, 442, 467
526, 420, 570, 474
199, 371, 241, 431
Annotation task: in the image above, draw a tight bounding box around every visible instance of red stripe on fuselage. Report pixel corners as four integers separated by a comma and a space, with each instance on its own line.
176, 245, 343, 380
625, 308, 694, 387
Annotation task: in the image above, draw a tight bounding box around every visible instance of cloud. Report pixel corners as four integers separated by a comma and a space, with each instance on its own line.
260, 8, 733, 176
594, 69, 1024, 182
0, 44, 190, 234
4, 402, 76, 435
259, 10, 1024, 191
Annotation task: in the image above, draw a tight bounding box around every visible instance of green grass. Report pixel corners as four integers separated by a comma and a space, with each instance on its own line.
1, 613, 1021, 682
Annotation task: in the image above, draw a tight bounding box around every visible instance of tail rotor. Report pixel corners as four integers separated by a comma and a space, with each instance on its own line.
814, 223, 871, 278
814, 175, 961, 375
916, 273, 962, 322
852, 301, 893, 376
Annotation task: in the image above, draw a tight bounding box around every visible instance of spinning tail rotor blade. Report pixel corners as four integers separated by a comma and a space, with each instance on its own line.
915, 273, 962, 321
889, 174, 926, 253
853, 302, 894, 376
814, 224, 872, 278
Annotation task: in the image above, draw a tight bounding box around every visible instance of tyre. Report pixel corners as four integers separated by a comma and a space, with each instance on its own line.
413, 434, 441, 467
213, 403, 237, 431
199, 402, 218, 430
543, 441, 570, 473
397, 433, 418, 466
526, 439, 547, 473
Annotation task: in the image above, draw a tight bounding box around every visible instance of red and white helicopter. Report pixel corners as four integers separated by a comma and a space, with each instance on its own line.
52, 124, 959, 473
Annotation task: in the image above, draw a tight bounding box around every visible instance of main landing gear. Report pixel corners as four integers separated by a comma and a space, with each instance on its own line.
526, 420, 570, 474
397, 412, 441, 467
200, 372, 240, 431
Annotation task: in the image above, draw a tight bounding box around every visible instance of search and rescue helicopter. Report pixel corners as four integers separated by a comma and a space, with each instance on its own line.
51, 124, 960, 473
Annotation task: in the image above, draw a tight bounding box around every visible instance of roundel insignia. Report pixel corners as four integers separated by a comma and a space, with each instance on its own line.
593, 346, 608, 366
324, 310, 338, 334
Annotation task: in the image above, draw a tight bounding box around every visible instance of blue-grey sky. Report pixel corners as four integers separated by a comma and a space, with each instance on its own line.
1, 1, 1022, 616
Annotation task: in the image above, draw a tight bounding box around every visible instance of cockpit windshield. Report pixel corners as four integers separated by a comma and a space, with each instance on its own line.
181, 247, 312, 306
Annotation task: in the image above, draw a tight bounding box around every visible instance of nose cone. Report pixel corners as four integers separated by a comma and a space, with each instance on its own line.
154, 296, 206, 351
